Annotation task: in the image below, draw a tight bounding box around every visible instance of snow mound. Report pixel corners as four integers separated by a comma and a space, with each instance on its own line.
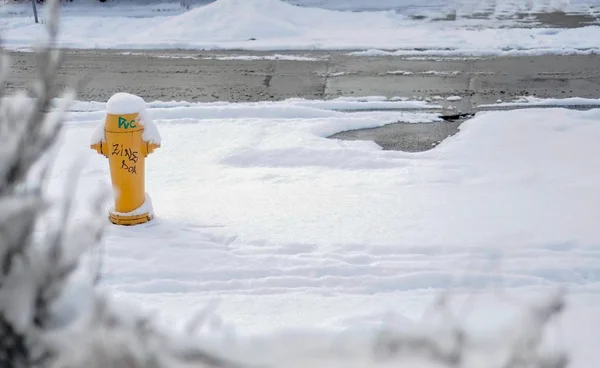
3, 0, 600, 52
106, 92, 147, 115
146, 0, 398, 41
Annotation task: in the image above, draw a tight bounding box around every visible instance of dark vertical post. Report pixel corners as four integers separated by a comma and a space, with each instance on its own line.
31, 0, 39, 23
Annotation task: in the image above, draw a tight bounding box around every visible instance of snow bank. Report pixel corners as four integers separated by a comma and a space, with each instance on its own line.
204, 54, 323, 61
2, 0, 600, 53
142, 0, 397, 42
46, 98, 600, 367
289, 0, 595, 15
348, 45, 600, 57
69, 97, 440, 125
117, 52, 324, 61
67, 100, 600, 250
479, 96, 600, 108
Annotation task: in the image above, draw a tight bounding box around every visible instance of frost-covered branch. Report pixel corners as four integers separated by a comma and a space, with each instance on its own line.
0, 1, 99, 366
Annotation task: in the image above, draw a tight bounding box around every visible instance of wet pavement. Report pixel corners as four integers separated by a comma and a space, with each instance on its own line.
6, 50, 600, 111
5, 49, 600, 152
329, 119, 466, 152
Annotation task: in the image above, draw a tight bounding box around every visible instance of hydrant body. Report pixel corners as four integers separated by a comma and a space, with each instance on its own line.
91, 94, 160, 226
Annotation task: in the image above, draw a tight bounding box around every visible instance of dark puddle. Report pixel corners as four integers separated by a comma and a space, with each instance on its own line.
329, 113, 474, 152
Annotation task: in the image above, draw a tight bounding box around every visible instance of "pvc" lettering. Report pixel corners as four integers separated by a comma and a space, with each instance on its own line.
118, 116, 138, 129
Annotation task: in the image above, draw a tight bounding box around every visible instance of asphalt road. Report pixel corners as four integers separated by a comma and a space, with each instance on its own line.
5, 49, 600, 151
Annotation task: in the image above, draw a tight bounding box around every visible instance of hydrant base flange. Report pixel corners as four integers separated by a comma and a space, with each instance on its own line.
109, 212, 153, 226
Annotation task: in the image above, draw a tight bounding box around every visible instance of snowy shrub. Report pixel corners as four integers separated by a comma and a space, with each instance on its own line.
0, 2, 571, 368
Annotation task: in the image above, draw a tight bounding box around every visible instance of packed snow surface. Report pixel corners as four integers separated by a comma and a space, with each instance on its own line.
2, 0, 600, 53
47, 97, 600, 367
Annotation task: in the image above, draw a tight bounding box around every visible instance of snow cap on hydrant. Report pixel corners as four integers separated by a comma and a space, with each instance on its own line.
90, 93, 161, 226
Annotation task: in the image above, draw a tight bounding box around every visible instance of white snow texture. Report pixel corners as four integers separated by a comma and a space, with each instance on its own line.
3, 0, 600, 365
106, 92, 147, 115
41, 95, 600, 368
1, 0, 600, 54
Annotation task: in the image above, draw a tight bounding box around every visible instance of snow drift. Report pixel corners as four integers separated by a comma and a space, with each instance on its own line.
2, 0, 600, 53
42, 97, 600, 368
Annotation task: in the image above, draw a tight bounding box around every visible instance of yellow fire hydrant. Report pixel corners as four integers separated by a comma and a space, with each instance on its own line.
91, 93, 161, 226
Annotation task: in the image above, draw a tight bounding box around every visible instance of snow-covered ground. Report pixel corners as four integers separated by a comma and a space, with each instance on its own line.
289, 0, 600, 14
2, 0, 600, 53
45, 96, 600, 367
